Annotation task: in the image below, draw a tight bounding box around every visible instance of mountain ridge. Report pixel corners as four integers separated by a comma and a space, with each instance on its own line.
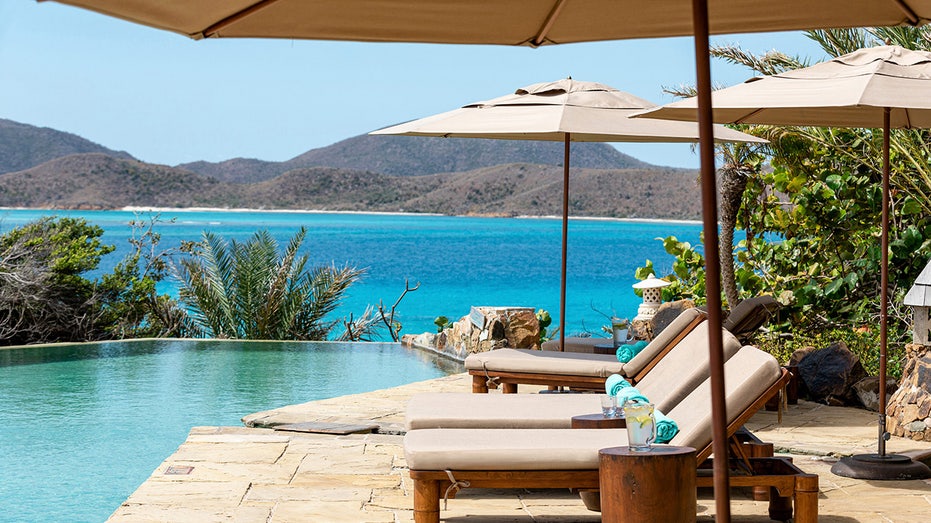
0, 118, 701, 219
176, 134, 656, 182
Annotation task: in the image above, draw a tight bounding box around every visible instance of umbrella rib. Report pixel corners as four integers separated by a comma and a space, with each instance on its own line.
734, 108, 767, 125
200, 0, 284, 38
531, 0, 570, 47
892, 0, 921, 24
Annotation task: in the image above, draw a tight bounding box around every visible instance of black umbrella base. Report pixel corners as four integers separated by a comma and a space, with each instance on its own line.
831, 453, 931, 480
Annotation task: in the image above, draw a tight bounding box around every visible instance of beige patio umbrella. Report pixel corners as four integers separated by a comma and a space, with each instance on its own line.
371, 77, 764, 355
37, 0, 931, 517
637, 44, 931, 479
39, 0, 931, 44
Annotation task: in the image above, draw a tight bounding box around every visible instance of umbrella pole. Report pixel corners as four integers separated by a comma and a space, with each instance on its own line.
831, 108, 931, 479
559, 133, 570, 351
691, 0, 731, 519
879, 107, 891, 457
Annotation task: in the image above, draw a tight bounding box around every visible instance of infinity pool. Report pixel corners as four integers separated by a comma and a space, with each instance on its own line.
0, 339, 458, 523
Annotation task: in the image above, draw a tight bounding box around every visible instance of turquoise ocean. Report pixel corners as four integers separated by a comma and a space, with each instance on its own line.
0, 209, 703, 339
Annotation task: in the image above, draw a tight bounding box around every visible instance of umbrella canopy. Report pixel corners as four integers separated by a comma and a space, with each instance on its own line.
638, 45, 931, 478
373, 78, 764, 354
36, 0, 931, 518
41, 0, 931, 44
373, 78, 768, 143
636, 45, 931, 127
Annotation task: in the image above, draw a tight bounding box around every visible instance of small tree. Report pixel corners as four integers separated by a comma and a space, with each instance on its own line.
95, 214, 191, 338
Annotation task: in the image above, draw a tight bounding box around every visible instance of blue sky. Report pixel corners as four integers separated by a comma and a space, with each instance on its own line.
1, 2, 829, 169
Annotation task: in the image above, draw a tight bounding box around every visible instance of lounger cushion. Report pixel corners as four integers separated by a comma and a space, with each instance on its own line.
623, 308, 705, 376
464, 349, 624, 377
723, 296, 779, 337
635, 322, 742, 412
405, 393, 603, 430
404, 428, 628, 470
463, 308, 706, 379
668, 346, 782, 450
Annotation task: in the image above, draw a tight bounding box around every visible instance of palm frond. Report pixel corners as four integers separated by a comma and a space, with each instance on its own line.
804, 29, 871, 58
709, 44, 804, 76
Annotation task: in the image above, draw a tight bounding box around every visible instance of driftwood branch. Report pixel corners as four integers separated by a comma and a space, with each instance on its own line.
377, 279, 421, 342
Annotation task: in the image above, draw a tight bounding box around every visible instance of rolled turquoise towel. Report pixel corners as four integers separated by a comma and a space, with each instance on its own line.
616, 340, 649, 363
604, 374, 631, 396
615, 387, 649, 407
654, 409, 680, 443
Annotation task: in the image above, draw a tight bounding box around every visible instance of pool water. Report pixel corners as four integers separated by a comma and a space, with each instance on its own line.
0, 340, 458, 523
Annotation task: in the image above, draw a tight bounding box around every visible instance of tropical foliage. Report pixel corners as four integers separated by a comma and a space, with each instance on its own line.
638, 27, 931, 376
0, 216, 181, 345
176, 227, 373, 340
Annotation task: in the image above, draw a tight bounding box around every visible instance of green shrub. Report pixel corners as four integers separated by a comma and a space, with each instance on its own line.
755, 326, 905, 379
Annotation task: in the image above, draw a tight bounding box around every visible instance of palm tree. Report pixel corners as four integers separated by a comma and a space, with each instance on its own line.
663, 84, 768, 308
176, 227, 368, 340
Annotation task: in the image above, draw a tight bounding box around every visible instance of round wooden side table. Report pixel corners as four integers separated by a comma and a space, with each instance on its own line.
570, 413, 626, 429
599, 445, 697, 523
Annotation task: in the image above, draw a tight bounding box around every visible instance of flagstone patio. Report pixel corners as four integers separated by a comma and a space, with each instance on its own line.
107, 373, 931, 522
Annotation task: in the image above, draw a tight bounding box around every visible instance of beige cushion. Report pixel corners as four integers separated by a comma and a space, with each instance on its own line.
404, 428, 627, 471
405, 392, 603, 430
464, 348, 624, 378
669, 346, 782, 450
623, 308, 706, 377
636, 322, 742, 412
723, 296, 779, 336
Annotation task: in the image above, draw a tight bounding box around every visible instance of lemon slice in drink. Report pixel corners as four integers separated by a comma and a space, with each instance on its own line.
630, 415, 652, 427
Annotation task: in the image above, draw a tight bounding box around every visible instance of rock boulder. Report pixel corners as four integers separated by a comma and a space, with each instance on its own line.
851, 375, 898, 412
796, 342, 866, 406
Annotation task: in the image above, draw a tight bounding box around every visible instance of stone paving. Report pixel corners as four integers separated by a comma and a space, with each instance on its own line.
107, 373, 931, 522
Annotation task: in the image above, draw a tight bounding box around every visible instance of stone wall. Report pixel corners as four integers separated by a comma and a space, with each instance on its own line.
887, 344, 931, 442
402, 306, 540, 362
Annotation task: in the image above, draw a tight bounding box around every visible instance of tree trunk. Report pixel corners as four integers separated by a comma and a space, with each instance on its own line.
719, 168, 749, 310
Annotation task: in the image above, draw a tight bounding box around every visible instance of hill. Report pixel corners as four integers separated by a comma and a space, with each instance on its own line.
178, 134, 654, 183
0, 118, 134, 175
0, 154, 234, 209
0, 154, 701, 220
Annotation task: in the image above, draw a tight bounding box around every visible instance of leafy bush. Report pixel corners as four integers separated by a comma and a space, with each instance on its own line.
0, 216, 180, 345
755, 325, 904, 379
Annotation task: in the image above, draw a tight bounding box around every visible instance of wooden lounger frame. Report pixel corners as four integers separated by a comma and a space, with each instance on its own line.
469, 311, 706, 393
411, 368, 818, 523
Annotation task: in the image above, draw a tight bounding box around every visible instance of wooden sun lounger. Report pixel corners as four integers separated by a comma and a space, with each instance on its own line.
406, 322, 742, 429
405, 348, 817, 523
465, 308, 706, 393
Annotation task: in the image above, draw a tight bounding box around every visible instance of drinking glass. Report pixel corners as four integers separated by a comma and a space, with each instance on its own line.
623, 401, 656, 451
611, 317, 629, 348
600, 394, 618, 418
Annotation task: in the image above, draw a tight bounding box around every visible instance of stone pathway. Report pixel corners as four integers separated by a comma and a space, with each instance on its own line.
107, 373, 931, 522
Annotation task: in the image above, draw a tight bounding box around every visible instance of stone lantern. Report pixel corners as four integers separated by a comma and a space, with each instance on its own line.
632, 274, 671, 322
903, 259, 931, 345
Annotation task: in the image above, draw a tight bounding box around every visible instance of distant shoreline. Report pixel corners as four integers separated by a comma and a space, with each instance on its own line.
0, 206, 703, 226
122, 206, 704, 226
